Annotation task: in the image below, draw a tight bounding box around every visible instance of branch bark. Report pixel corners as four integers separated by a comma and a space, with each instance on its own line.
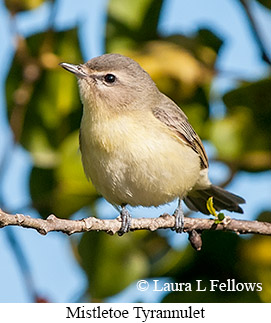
1, 208, 271, 238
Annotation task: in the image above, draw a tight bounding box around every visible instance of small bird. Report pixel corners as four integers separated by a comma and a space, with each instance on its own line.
60, 54, 245, 235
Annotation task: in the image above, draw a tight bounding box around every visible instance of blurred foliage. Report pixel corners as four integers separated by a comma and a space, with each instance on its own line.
78, 231, 150, 300
6, 28, 99, 218
209, 78, 271, 172
3, 0, 271, 303
218, 79, 271, 171
162, 230, 263, 302
4, 0, 44, 13
255, 0, 271, 9
78, 229, 184, 300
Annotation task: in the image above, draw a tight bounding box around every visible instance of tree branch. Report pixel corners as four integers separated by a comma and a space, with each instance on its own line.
239, 0, 271, 65
1, 208, 271, 239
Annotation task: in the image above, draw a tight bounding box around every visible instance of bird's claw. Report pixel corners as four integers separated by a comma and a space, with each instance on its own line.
171, 199, 184, 233
118, 206, 131, 236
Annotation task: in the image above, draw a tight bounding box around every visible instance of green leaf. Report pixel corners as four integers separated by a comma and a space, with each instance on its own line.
196, 28, 224, 54
213, 78, 271, 171
138, 0, 163, 41
206, 198, 224, 223
223, 78, 271, 135
30, 167, 56, 217
255, 0, 271, 9
4, 0, 44, 13
217, 212, 225, 221
166, 28, 223, 67
106, 0, 165, 52
107, 0, 163, 33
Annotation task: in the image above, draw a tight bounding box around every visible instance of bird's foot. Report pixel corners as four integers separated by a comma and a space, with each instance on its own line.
172, 199, 184, 233
118, 205, 131, 236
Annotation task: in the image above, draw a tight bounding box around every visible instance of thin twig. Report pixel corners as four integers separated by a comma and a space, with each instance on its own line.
0, 208, 270, 236
239, 0, 271, 65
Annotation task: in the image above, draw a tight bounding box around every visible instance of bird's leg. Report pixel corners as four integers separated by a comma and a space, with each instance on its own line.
118, 204, 132, 236
172, 199, 184, 233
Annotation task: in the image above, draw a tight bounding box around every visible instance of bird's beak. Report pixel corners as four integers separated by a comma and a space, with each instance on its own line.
59, 62, 87, 78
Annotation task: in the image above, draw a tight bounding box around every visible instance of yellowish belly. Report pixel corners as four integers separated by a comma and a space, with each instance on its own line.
80, 111, 201, 207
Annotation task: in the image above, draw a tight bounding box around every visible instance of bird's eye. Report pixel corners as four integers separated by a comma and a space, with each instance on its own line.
104, 74, 116, 84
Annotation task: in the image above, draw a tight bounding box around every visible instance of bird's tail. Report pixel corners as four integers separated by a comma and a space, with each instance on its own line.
184, 185, 245, 215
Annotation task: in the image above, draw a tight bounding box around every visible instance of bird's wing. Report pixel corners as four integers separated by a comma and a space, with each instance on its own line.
152, 94, 208, 169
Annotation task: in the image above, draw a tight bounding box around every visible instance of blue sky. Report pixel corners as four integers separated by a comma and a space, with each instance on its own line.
0, 0, 270, 302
